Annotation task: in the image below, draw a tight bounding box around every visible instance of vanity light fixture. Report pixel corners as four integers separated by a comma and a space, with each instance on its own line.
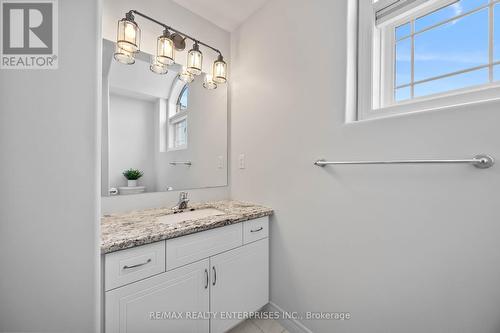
115, 10, 227, 89
156, 29, 175, 65
114, 44, 135, 64
150, 56, 168, 74
212, 54, 227, 84
179, 66, 195, 83
203, 74, 217, 90
187, 42, 203, 75
117, 12, 141, 53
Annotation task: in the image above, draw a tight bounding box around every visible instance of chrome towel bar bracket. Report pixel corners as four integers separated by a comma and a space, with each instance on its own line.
314, 154, 494, 169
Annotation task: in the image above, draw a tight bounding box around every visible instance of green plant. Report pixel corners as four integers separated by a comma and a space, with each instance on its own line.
122, 168, 143, 180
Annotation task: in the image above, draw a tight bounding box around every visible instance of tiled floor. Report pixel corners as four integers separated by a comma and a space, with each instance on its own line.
228, 318, 288, 333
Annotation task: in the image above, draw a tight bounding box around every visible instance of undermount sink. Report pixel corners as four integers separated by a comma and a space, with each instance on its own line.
158, 208, 226, 225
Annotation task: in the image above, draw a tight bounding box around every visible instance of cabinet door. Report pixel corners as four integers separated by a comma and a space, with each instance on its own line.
105, 259, 210, 333
210, 238, 269, 333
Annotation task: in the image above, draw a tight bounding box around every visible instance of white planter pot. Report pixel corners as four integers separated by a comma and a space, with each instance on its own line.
127, 180, 138, 187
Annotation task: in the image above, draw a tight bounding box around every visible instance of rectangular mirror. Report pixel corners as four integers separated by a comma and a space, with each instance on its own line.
101, 39, 227, 196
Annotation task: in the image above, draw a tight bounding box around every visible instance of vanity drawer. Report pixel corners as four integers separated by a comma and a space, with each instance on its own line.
166, 223, 242, 271
243, 217, 269, 244
104, 241, 166, 291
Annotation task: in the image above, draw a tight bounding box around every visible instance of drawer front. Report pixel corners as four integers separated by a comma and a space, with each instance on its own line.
243, 217, 269, 244
105, 259, 210, 333
105, 241, 166, 291
166, 223, 243, 271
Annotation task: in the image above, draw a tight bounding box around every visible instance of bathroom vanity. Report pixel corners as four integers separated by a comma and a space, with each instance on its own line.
100, 36, 263, 332
101, 201, 272, 333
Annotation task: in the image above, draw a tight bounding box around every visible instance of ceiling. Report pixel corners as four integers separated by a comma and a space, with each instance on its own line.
172, 0, 270, 31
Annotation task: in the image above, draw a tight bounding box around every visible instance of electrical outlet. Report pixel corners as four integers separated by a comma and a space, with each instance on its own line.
217, 156, 224, 169
238, 154, 245, 169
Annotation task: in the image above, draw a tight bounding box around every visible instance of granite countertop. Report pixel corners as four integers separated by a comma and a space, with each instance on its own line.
101, 200, 273, 254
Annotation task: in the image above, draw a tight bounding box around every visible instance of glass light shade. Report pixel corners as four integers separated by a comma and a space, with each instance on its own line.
212, 55, 227, 84
150, 56, 168, 74
156, 32, 175, 65
187, 43, 203, 75
203, 74, 217, 90
114, 44, 135, 65
178, 67, 194, 83
117, 18, 140, 53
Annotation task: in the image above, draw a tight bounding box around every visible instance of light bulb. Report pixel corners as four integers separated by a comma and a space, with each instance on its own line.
156, 30, 175, 65
117, 14, 140, 53
187, 42, 203, 75
203, 74, 217, 90
212, 54, 227, 84
178, 67, 194, 83
114, 44, 135, 65
150, 56, 168, 74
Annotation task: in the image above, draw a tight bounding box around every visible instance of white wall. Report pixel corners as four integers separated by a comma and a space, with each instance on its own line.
0, 0, 100, 331
109, 93, 157, 191
230, 1, 500, 332
102, 0, 231, 213
108, 53, 178, 100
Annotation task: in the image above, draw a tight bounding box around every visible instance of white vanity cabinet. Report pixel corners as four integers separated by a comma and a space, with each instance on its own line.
105, 259, 210, 333
210, 238, 269, 333
104, 216, 269, 333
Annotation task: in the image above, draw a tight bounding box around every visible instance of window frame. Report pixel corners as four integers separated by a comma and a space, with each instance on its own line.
169, 115, 188, 151
176, 84, 189, 114
357, 0, 500, 121
167, 79, 189, 151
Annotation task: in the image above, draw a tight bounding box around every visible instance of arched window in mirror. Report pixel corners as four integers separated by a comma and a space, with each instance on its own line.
177, 85, 189, 113
168, 81, 189, 150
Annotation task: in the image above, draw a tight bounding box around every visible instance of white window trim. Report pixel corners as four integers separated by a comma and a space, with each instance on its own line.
167, 78, 189, 151
169, 109, 187, 123
356, 0, 500, 121
167, 113, 188, 151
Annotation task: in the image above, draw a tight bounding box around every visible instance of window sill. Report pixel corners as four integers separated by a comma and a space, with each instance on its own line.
167, 145, 187, 152
169, 110, 187, 123
355, 84, 500, 122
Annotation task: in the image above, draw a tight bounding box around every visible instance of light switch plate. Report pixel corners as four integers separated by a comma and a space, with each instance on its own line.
238, 154, 245, 169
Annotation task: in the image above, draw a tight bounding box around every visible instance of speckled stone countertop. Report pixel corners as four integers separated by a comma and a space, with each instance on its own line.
101, 200, 273, 254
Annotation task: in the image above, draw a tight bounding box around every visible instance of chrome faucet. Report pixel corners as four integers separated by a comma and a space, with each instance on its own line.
172, 192, 189, 210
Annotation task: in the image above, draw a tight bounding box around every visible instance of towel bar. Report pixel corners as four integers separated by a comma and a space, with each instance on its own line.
169, 161, 192, 166
314, 154, 494, 169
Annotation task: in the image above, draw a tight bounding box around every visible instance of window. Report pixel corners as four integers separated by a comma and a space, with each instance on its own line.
168, 81, 189, 150
172, 118, 187, 148
357, 0, 500, 120
176, 85, 189, 113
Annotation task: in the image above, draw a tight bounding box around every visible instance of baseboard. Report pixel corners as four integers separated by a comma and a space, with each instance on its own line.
263, 302, 314, 333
